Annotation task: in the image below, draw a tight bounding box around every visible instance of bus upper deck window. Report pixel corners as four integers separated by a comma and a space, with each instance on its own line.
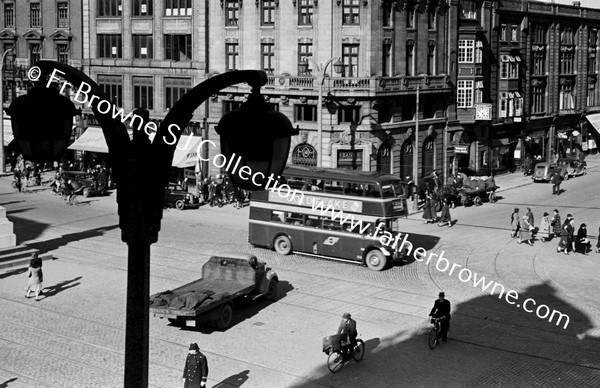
365, 184, 381, 198
288, 177, 305, 190
345, 183, 364, 196
381, 184, 395, 198
324, 180, 343, 194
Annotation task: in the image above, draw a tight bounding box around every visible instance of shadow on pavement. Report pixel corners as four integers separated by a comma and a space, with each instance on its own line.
394, 233, 440, 267
7, 214, 51, 244
289, 282, 600, 387
0, 200, 25, 206
0, 267, 28, 279
0, 378, 17, 387
211, 370, 250, 388
40, 276, 82, 299
27, 224, 119, 253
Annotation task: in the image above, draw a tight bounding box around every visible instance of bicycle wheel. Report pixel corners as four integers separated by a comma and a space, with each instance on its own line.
428, 328, 438, 350
327, 351, 344, 373
352, 339, 365, 361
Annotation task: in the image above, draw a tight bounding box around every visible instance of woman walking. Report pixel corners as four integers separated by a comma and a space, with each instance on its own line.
518, 215, 534, 246
575, 223, 592, 255
422, 191, 434, 224
550, 209, 561, 240
539, 212, 551, 242
510, 208, 520, 238
557, 218, 575, 255
25, 253, 43, 301
438, 197, 453, 227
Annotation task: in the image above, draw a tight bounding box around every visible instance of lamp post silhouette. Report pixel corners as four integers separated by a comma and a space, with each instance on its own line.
298, 57, 344, 167
8, 61, 295, 388
0, 48, 14, 173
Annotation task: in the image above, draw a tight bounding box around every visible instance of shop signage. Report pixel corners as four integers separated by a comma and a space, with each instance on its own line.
589, 139, 597, 150
454, 145, 469, 154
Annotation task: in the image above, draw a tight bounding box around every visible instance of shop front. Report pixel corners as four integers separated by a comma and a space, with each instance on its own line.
584, 112, 600, 155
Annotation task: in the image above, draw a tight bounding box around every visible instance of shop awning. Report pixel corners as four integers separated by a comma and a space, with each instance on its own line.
585, 113, 600, 137
68, 126, 109, 153
3, 119, 13, 147
171, 135, 203, 168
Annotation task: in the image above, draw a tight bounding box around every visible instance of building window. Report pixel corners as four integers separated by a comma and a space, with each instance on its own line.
532, 50, 545, 76
428, 11, 436, 30
498, 92, 522, 118
57, 2, 69, 27
588, 29, 597, 74
475, 40, 483, 64
133, 0, 153, 16
226, 43, 238, 71
343, 0, 360, 25
588, 79, 597, 107
383, 43, 392, 77
30, 3, 41, 28
98, 34, 123, 58
457, 80, 473, 108
261, 0, 275, 26
560, 48, 575, 75
133, 35, 153, 59
427, 44, 436, 75
382, 4, 392, 27
559, 82, 575, 110
511, 26, 518, 42
4, 3, 14, 28
165, 0, 192, 16
29, 44, 41, 65
533, 24, 546, 44
98, 0, 123, 17
500, 55, 519, 79
98, 74, 123, 107
500, 24, 507, 41
405, 43, 414, 76
165, 78, 191, 110
292, 143, 317, 166
224, 101, 242, 114
299, 0, 313, 25
342, 44, 359, 77
3, 43, 14, 68
165, 35, 192, 61
57, 44, 69, 64
458, 40, 474, 63
261, 43, 275, 75
225, 0, 239, 26
460, 0, 477, 19
377, 144, 391, 173
298, 43, 312, 75
294, 104, 317, 122
406, 9, 414, 28
475, 80, 483, 104
133, 76, 154, 110
531, 83, 545, 113
338, 106, 361, 124
337, 149, 363, 170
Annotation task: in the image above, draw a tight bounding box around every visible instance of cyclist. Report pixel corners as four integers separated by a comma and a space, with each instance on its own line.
429, 292, 451, 342
337, 313, 357, 360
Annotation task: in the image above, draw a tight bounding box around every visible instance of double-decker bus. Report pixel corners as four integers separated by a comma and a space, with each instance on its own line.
249, 166, 414, 271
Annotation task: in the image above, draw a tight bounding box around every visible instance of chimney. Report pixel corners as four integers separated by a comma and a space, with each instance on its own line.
572, 1, 581, 6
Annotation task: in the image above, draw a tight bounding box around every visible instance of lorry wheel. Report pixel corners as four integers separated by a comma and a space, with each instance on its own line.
265, 279, 279, 300
215, 303, 233, 330
175, 199, 185, 210
365, 250, 387, 271
274, 235, 292, 255
83, 187, 90, 197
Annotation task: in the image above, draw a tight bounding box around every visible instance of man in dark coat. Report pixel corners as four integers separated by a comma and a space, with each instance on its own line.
337, 312, 358, 359
551, 173, 563, 195
429, 292, 451, 342
551, 209, 561, 239
182, 343, 208, 388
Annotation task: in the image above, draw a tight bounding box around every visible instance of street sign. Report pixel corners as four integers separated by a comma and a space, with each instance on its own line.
454, 145, 469, 154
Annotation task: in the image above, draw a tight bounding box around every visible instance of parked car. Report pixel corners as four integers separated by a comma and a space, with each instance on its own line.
556, 158, 586, 178
164, 182, 200, 209
61, 171, 104, 197
531, 162, 569, 182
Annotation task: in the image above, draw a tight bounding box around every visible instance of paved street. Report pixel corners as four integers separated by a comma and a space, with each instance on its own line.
1, 162, 600, 388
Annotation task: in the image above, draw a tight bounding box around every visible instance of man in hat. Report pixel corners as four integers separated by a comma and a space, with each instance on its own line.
429, 292, 451, 342
337, 312, 358, 360
182, 343, 208, 388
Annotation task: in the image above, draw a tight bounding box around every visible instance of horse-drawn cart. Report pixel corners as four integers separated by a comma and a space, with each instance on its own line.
455, 173, 499, 206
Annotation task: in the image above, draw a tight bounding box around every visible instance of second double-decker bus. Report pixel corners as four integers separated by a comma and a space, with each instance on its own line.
249, 166, 416, 271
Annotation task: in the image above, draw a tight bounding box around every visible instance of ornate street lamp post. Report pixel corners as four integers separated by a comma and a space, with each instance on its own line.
8, 61, 295, 388
298, 57, 344, 167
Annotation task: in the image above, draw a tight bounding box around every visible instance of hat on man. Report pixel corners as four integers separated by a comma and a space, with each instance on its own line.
567, 214, 573, 219
554, 209, 559, 213
189, 343, 199, 351
439, 292, 445, 297
342, 313, 351, 319
581, 223, 587, 227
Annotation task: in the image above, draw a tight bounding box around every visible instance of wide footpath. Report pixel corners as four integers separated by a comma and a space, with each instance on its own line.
0, 155, 599, 387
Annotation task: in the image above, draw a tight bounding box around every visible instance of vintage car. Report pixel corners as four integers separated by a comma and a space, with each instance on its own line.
556, 158, 586, 178
61, 171, 105, 197
531, 162, 569, 182
164, 182, 201, 209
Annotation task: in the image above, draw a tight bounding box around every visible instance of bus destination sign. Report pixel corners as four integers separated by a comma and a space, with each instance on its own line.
268, 191, 363, 213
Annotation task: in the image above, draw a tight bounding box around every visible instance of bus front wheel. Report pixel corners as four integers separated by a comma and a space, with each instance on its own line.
274, 235, 292, 255
365, 250, 387, 271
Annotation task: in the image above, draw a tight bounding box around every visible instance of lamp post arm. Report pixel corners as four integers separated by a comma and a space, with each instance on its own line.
152, 70, 267, 187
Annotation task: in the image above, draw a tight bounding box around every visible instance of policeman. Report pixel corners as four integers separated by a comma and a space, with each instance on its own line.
182, 343, 208, 388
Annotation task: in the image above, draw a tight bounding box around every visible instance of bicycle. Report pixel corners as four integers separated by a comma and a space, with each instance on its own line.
428, 317, 446, 350
322, 334, 365, 373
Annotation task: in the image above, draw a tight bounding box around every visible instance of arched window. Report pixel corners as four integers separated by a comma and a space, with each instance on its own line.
422, 136, 435, 177
292, 143, 317, 166
377, 143, 392, 173
399, 140, 413, 180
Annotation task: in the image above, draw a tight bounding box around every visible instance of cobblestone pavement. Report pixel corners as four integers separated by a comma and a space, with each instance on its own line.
0, 159, 599, 387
